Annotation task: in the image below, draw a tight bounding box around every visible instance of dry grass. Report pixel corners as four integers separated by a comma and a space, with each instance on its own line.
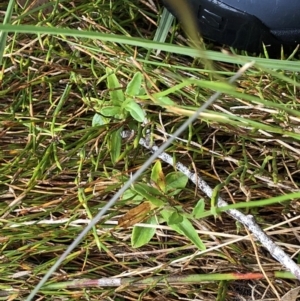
0, 0, 300, 300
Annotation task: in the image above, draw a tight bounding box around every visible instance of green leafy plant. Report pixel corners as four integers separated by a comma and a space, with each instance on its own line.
122, 160, 206, 250
92, 68, 147, 164
96, 68, 146, 123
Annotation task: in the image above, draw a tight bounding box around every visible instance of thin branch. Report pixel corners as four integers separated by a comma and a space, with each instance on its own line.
42, 271, 294, 290
0, 271, 294, 297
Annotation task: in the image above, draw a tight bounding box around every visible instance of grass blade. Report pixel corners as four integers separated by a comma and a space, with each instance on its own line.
0, 0, 15, 65
153, 8, 174, 55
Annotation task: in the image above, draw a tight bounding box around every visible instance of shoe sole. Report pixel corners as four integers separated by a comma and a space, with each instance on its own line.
163, 0, 288, 53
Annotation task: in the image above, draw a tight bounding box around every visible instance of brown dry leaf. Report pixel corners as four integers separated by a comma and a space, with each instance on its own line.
281, 286, 300, 301
17, 0, 54, 14
118, 201, 154, 228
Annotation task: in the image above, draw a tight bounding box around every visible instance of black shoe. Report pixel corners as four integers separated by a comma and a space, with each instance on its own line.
163, 0, 300, 53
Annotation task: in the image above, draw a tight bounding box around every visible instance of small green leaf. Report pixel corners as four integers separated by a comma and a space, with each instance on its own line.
126, 72, 142, 97
124, 100, 145, 122
138, 87, 146, 95
166, 172, 188, 189
122, 189, 143, 201
109, 128, 122, 165
161, 209, 206, 250
129, 107, 145, 122
106, 67, 124, 104
131, 216, 157, 248
92, 113, 109, 126
210, 184, 221, 218
156, 96, 175, 106
133, 183, 165, 207
151, 161, 166, 192
165, 172, 188, 195
192, 199, 205, 219
100, 106, 121, 117
168, 211, 183, 225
